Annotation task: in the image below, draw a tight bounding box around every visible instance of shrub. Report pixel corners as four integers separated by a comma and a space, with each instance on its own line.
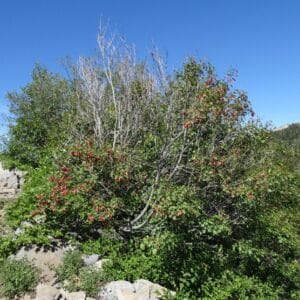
54, 250, 83, 283
0, 258, 39, 298
200, 271, 282, 300
77, 267, 105, 297
54, 250, 105, 297
5, 64, 76, 167
2, 28, 300, 299
81, 229, 122, 257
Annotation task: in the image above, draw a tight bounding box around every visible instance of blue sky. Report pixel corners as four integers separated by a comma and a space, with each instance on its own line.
1, 0, 300, 133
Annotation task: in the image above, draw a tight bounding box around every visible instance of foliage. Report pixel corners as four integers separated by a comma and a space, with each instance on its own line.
4, 158, 54, 227
54, 250, 105, 297
273, 123, 300, 149
0, 226, 60, 263
0, 152, 29, 171
2, 30, 300, 298
200, 271, 282, 300
272, 124, 300, 172
0, 258, 39, 298
5, 64, 76, 167
54, 250, 84, 283
77, 266, 105, 297
25, 141, 150, 236
81, 229, 122, 257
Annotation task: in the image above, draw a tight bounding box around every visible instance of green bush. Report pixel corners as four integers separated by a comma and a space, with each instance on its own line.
200, 271, 282, 300
5, 159, 54, 228
54, 250, 83, 283
81, 230, 122, 257
77, 267, 105, 297
5, 64, 76, 167
54, 250, 105, 297
2, 42, 300, 299
0, 258, 39, 298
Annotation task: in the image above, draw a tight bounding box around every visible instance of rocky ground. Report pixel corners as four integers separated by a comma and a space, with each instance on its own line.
0, 164, 172, 300
2, 244, 169, 299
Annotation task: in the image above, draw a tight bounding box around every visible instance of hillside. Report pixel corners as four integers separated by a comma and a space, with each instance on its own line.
273, 123, 300, 149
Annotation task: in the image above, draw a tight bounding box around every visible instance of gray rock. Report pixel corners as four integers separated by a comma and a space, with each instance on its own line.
82, 254, 99, 266
14, 221, 34, 236
97, 279, 173, 300
134, 279, 167, 300
21, 220, 34, 227
35, 283, 60, 300
14, 227, 24, 235
0, 163, 25, 197
92, 258, 111, 271
12, 244, 75, 283
60, 290, 86, 300
97, 280, 135, 299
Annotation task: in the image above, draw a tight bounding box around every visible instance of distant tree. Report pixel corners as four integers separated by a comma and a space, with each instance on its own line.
273, 123, 300, 149
5, 65, 76, 167
272, 123, 300, 172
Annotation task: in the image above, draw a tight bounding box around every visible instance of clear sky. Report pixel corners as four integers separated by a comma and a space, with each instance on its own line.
1, 0, 300, 133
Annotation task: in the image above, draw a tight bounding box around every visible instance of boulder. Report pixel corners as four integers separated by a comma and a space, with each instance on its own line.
97, 280, 135, 299
134, 279, 167, 300
92, 258, 111, 271
12, 244, 75, 283
35, 283, 60, 300
60, 290, 86, 300
97, 279, 171, 300
82, 254, 100, 266
0, 162, 25, 198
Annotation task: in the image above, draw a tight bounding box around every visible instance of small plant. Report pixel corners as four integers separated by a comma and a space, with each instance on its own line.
78, 267, 105, 297
54, 250, 83, 283
54, 250, 105, 297
0, 258, 39, 298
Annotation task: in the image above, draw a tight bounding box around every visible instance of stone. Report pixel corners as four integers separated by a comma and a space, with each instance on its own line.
0, 162, 25, 199
22, 294, 34, 300
14, 227, 24, 235
60, 290, 86, 300
92, 258, 111, 271
35, 283, 60, 300
14, 221, 33, 235
134, 279, 169, 300
82, 254, 99, 266
97, 280, 135, 299
21, 220, 34, 227
115, 289, 136, 300
12, 244, 75, 283
97, 279, 173, 300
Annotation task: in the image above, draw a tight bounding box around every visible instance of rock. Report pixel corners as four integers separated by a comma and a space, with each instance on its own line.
60, 290, 86, 300
92, 258, 111, 271
22, 294, 34, 300
21, 220, 34, 227
52, 281, 64, 289
0, 162, 25, 198
12, 244, 75, 283
97, 279, 174, 300
35, 283, 60, 300
134, 279, 167, 300
14, 221, 33, 235
82, 254, 99, 266
97, 280, 135, 299
33, 214, 46, 224
14, 227, 24, 235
